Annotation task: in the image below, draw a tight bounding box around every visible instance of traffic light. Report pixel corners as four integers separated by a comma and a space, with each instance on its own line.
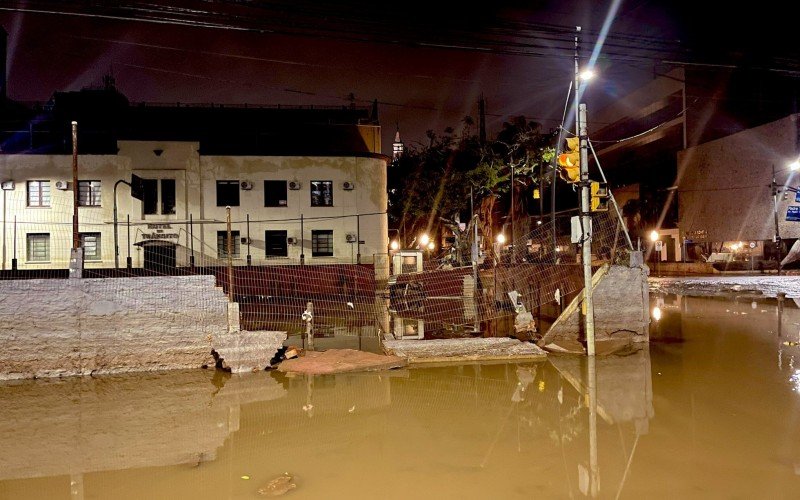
130, 173, 144, 201
557, 137, 580, 183
590, 181, 609, 212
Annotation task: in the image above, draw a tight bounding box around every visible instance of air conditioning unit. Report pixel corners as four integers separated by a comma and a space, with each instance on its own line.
288, 181, 302, 190
240, 237, 251, 245
342, 181, 355, 191
346, 233, 357, 243
55, 180, 69, 190
287, 236, 298, 245
240, 180, 254, 190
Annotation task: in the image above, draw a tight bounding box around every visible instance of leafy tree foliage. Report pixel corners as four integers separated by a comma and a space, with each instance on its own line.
388, 116, 556, 260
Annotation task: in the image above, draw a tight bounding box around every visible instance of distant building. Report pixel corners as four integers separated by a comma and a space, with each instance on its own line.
0, 44, 388, 271
678, 114, 800, 261
590, 65, 800, 263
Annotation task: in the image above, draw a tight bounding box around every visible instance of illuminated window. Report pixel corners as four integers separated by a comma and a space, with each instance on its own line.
310, 180, 333, 207
26, 233, 50, 262
80, 232, 101, 261
78, 180, 101, 207
27, 181, 51, 207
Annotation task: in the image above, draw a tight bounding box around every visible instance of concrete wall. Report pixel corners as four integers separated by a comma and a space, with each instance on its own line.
0, 275, 228, 379
678, 114, 800, 243
544, 264, 650, 344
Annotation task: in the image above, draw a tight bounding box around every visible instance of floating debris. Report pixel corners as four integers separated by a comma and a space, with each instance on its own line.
258, 473, 296, 496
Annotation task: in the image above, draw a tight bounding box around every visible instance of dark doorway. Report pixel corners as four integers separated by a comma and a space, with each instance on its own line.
143, 243, 176, 273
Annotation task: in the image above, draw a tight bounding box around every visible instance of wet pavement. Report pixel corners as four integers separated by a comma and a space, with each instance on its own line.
1, 294, 799, 499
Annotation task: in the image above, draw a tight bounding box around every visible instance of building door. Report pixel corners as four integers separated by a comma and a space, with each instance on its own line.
143, 243, 176, 273
665, 235, 676, 261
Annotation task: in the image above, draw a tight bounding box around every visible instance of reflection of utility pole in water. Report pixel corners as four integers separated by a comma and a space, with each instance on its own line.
777, 292, 785, 338
587, 355, 599, 498
303, 374, 315, 418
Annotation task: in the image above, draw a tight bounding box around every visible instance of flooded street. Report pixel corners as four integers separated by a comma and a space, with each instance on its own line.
1, 295, 800, 499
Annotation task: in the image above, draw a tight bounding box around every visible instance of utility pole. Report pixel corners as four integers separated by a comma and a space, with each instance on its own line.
772, 164, 782, 275
71, 121, 79, 249
574, 27, 596, 356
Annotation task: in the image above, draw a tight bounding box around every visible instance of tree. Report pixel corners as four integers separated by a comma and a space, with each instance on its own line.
387, 116, 556, 259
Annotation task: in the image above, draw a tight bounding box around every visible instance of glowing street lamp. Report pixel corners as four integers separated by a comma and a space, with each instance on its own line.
389, 240, 399, 251
649, 230, 659, 242
496, 233, 506, 244
427, 241, 435, 251
419, 233, 430, 248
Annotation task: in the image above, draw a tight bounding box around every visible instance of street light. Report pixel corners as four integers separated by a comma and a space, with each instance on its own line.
419, 233, 430, 247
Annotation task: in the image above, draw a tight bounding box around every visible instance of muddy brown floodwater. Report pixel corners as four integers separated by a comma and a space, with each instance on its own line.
1, 294, 799, 499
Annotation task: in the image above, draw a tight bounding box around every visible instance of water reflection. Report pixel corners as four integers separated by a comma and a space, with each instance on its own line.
0, 351, 656, 499
3, 295, 800, 498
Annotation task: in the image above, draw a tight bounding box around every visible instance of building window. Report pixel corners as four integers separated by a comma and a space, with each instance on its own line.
216, 180, 240, 207
217, 230, 241, 258
143, 178, 176, 215
312, 230, 333, 257
310, 180, 333, 207
265, 230, 288, 257
264, 180, 288, 207
26, 233, 50, 262
80, 232, 101, 261
78, 180, 102, 207
27, 180, 51, 207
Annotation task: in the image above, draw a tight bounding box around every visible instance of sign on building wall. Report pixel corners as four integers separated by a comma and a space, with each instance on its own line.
141, 223, 180, 240
786, 206, 800, 222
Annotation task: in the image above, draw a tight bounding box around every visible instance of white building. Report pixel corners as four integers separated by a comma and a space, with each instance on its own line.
0, 87, 389, 271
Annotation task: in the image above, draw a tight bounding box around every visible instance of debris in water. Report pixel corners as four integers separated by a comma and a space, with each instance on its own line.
782, 341, 798, 346
258, 473, 296, 496
241, 475, 250, 480
284, 347, 302, 360
349, 405, 356, 413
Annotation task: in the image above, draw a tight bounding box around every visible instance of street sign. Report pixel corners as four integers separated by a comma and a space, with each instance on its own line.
795, 190, 800, 202
655, 240, 663, 251
787, 206, 800, 222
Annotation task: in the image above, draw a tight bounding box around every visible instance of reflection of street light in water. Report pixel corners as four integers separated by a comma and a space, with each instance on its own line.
652, 306, 662, 321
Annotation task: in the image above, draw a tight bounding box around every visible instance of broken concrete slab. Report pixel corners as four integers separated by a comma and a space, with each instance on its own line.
212, 330, 287, 374
383, 337, 547, 364
538, 264, 650, 347
277, 349, 407, 375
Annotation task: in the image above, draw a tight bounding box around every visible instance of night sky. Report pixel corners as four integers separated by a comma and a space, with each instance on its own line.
1, 1, 797, 156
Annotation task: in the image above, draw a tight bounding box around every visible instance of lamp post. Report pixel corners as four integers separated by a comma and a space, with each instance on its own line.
650, 230, 660, 276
